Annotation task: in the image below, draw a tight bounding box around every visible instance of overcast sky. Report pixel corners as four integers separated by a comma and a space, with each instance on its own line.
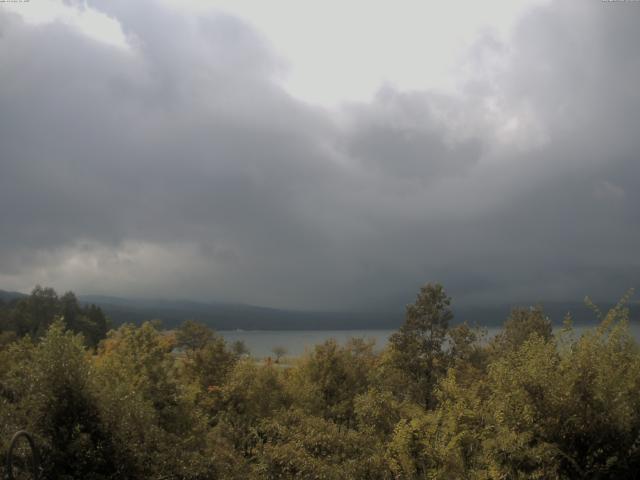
0, 0, 639, 310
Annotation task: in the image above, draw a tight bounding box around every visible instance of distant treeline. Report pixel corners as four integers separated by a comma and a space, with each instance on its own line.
0, 286, 109, 347
5, 287, 635, 331
0, 284, 639, 479
90, 300, 638, 331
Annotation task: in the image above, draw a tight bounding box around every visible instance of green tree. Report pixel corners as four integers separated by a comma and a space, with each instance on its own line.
386, 282, 453, 408
272, 345, 287, 363
490, 305, 553, 356
13, 285, 59, 338
354, 387, 403, 439
59, 292, 109, 347
214, 360, 290, 460
231, 340, 249, 357
0, 321, 118, 479
181, 334, 237, 395
176, 319, 214, 350
485, 298, 640, 478
253, 409, 393, 480
288, 338, 375, 427
94, 322, 221, 479
2, 287, 109, 347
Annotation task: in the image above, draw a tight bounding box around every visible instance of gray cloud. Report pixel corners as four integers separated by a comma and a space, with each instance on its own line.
0, 0, 639, 311
344, 88, 485, 181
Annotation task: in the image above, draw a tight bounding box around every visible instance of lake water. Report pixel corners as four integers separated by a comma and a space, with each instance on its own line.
219, 329, 395, 358
219, 323, 640, 358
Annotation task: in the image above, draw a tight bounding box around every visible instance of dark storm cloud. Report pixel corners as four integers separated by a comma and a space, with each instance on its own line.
0, 0, 639, 310
344, 88, 485, 181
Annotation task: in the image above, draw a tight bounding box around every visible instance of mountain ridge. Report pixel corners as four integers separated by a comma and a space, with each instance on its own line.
2, 289, 637, 330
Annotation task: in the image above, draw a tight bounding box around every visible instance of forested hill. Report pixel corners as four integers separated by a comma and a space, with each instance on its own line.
3, 289, 636, 330
77, 295, 400, 330
0, 289, 26, 303
75, 295, 640, 330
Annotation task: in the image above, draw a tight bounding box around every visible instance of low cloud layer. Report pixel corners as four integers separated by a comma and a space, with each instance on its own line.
1, 0, 639, 310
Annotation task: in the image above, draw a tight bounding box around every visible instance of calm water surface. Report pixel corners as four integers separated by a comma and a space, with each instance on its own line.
220, 323, 640, 358
219, 329, 395, 358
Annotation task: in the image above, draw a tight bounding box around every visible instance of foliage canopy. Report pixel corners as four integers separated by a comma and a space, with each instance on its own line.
0, 284, 639, 479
